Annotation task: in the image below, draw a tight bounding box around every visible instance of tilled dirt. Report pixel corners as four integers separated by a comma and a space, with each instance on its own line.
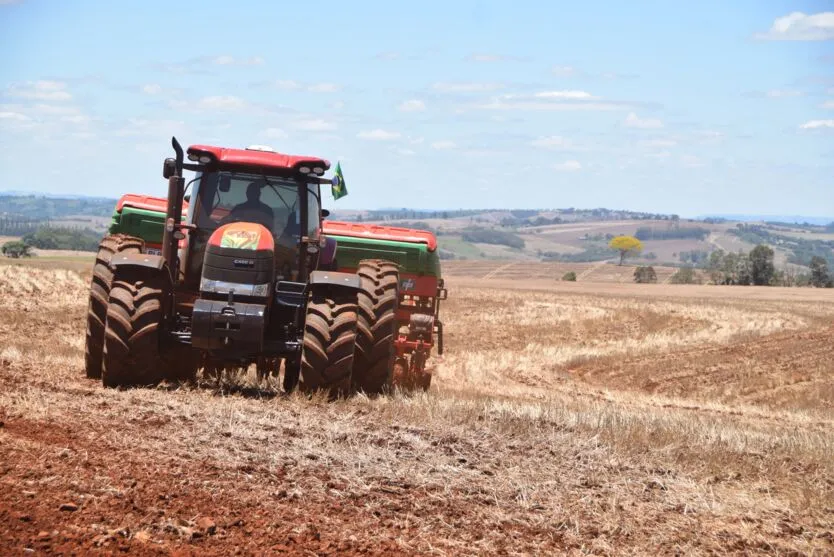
1, 263, 833, 555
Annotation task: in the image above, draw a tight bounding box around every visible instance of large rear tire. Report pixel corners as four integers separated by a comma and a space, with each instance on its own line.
299, 290, 358, 398
101, 268, 168, 388
84, 234, 143, 379
352, 259, 400, 395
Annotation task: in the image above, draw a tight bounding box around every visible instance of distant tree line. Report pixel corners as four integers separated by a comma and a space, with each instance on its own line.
678, 250, 711, 265
0, 195, 116, 219
20, 226, 101, 252
634, 226, 710, 241
728, 224, 834, 268
461, 227, 525, 249
347, 207, 684, 223
0, 215, 43, 236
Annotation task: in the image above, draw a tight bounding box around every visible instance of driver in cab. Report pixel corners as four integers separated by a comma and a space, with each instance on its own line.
225, 182, 274, 231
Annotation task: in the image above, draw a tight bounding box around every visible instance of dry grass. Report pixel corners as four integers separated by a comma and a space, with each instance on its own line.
1, 264, 833, 555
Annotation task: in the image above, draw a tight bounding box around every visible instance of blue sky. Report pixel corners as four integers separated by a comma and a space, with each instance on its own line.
1, 1, 832, 217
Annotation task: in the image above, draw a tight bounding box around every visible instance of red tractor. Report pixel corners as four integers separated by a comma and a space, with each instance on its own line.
84, 138, 402, 397
320, 221, 447, 390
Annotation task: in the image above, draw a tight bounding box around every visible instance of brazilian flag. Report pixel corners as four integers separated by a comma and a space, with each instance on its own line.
331, 161, 347, 200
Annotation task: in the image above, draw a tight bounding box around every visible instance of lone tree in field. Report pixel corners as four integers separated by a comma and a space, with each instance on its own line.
748, 244, 775, 286
1, 240, 32, 259
809, 256, 832, 288
608, 235, 643, 266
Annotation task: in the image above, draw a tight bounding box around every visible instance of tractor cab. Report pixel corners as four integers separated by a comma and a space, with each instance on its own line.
174, 144, 328, 293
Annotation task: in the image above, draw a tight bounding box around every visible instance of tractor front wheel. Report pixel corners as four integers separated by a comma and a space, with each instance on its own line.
352, 259, 400, 395
299, 290, 358, 398
84, 234, 143, 379
101, 268, 168, 388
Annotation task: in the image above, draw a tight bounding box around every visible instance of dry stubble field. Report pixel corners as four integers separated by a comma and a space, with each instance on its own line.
1, 260, 833, 555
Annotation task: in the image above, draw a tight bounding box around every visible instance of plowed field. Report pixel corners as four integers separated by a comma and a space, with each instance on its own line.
1, 262, 833, 555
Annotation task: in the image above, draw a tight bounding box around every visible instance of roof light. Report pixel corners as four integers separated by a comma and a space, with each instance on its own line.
187, 153, 199, 162
199, 155, 212, 164
313, 167, 325, 175
246, 144, 275, 152
299, 166, 311, 174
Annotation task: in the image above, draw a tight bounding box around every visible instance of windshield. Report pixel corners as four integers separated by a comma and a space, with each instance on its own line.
195, 171, 296, 236
191, 170, 323, 248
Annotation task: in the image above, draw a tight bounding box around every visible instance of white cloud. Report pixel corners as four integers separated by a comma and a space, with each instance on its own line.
196, 95, 246, 110
142, 84, 162, 95
530, 136, 573, 149
293, 119, 337, 132
532, 90, 595, 100
680, 155, 705, 168
639, 139, 677, 148
308, 83, 339, 93
261, 128, 288, 139
623, 112, 663, 129
433, 82, 505, 93
266, 80, 339, 93
799, 119, 834, 129
430, 140, 456, 150
553, 160, 582, 171
821, 100, 834, 109
398, 99, 426, 112
331, 100, 345, 110
116, 118, 187, 137
273, 80, 302, 90
755, 12, 834, 41
395, 148, 416, 156
552, 65, 578, 77
766, 89, 803, 98
30, 103, 85, 117
0, 111, 29, 121
8, 80, 71, 101
357, 129, 401, 141
212, 55, 264, 66
476, 100, 627, 111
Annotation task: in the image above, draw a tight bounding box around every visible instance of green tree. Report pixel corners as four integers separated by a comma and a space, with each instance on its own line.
608, 235, 643, 266
633, 266, 657, 283
670, 266, 698, 284
562, 271, 577, 282
1, 240, 33, 258
748, 244, 775, 286
809, 256, 832, 288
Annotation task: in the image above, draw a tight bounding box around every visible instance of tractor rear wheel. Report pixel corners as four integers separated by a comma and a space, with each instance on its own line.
352, 259, 400, 395
84, 234, 143, 379
299, 290, 358, 398
101, 268, 168, 388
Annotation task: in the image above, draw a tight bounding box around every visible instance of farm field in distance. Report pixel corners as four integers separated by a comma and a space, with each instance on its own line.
1, 258, 832, 555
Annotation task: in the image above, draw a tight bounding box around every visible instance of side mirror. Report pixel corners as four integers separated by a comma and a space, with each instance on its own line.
321, 209, 330, 219
219, 175, 231, 193
163, 158, 176, 179
184, 194, 191, 203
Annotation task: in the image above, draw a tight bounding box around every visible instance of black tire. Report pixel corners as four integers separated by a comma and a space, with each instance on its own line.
101, 268, 168, 388
84, 234, 143, 379
299, 289, 358, 398
352, 259, 400, 395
